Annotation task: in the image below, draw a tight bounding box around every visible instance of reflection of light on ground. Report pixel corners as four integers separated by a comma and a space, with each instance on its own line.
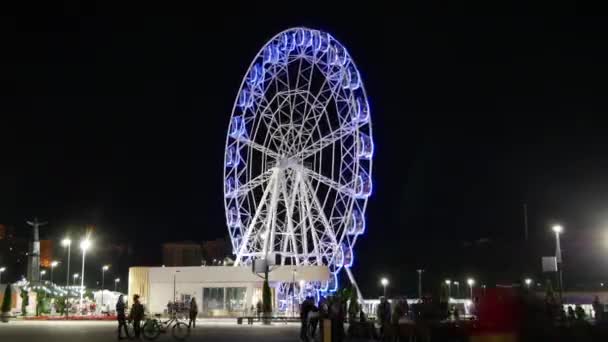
6, 319, 300, 328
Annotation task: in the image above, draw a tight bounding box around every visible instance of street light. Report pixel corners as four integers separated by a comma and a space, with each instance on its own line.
73, 273, 79, 285
552, 224, 564, 302
380, 277, 389, 297
445, 279, 452, 297
62, 238, 72, 287
79, 238, 92, 307
101, 265, 109, 310
467, 278, 475, 299
0, 267, 6, 284
525, 278, 532, 289
40, 270, 47, 280
114, 278, 120, 292
51, 261, 59, 284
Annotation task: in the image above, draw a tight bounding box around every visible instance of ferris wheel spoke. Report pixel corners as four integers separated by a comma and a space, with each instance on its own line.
236, 168, 274, 197
236, 137, 281, 160
301, 168, 352, 197
296, 123, 356, 162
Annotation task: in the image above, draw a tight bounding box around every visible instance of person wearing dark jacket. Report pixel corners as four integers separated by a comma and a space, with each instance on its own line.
189, 298, 198, 328
116, 295, 128, 340
128, 294, 145, 339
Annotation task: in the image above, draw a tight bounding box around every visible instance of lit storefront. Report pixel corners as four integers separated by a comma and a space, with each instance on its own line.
128, 265, 329, 317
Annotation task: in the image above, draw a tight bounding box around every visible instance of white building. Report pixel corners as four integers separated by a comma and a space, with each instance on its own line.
128, 265, 329, 317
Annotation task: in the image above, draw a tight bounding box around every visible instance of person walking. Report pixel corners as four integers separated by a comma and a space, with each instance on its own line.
189, 298, 198, 328
116, 295, 129, 340
256, 300, 263, 321
128, 294, 145, 339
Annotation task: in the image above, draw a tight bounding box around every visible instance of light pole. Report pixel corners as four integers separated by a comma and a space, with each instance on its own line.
445, 279, 452, 298
73, 273, 79, 286
114, 278, 120, 292
416, 269, 424, 299
51, 261, 59, 284
41, 270, 47, 280
101, 265, 109, 310
380, 277, 389, 297
79, 238, 91, 308
552, 224, 564, 302
292, 269, 297, 318
525, 278, 532, 289
62, 238, 72, 287
467, 278, 475, 299
0, 267, 6, 284
454, 281, 460, 298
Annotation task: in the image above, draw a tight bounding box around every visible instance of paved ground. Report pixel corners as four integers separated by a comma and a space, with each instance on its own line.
0, 320, 302, 342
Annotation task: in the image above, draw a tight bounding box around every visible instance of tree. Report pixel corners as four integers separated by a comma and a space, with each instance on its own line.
347, 286, 359, 322
1, 285, 12, 313
262, 275, 272, 314
20, 288, 29, 316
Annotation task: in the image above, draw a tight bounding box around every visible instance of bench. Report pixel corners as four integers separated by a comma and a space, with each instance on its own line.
236, 316, 300, 325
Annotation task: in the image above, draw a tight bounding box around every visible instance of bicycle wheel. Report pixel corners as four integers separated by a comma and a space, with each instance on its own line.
171, 322, 191, 341
142, 319, 161, 340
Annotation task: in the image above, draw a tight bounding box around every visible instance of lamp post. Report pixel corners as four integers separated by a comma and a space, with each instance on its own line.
552, 224, 564, 302
51, 261, 59, 284
0, 267, 6, 284
525, 278, 532, 289
467, 278, 475, 299
73, 273, 79, 286
445, 279, 452, 298
380, 277, 389, 297
62, 238, 72, 287
101, 265, 109, 309
41, 270, 47, 280
115, 278, 120, 292
292, 269, 297, 318
79, 238, 91, 308
416, 269, 424, 299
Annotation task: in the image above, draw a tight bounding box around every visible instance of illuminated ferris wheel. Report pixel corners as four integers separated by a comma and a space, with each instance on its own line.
223, 27, 373, 292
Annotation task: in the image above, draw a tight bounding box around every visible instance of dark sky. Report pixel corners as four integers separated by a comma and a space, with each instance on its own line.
3, 10, 608, 294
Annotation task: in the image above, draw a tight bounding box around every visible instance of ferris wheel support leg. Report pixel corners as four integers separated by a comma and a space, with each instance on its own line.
234, 169, 277, 266
345, 267, 365, 303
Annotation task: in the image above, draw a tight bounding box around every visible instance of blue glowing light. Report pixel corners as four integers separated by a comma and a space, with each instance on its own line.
347, 65, 360, 90
357, 133, 374, 160
311, 31, 321, 51
342, 243, 353, 268
224, 176, 239, 198
229, 116, 246, 138
247, 63, 264, 87
355, 173, 372, 198
225, 146, 241, 167
237, 89, 254, 108
227, 206, 240, 227
280, 32, 296, 52
351, 97, 370, 123
348, 208, 365, 235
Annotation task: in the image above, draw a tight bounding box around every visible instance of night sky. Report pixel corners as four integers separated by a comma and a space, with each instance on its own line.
3, 10, 608, 295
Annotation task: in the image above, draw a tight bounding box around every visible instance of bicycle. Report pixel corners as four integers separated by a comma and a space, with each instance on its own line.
142, 313, 191, 341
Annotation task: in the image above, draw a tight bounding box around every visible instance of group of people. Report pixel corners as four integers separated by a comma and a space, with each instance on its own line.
377, 296, 412, 339
116, 294, 144, 340
299, 295, 348, 342
114, 295, 199, 340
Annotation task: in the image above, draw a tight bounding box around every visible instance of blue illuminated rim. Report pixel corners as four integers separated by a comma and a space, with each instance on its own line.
223, 27, 373, 290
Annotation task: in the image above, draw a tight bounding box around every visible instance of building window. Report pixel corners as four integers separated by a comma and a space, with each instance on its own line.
226, 287, 246, 312
203, 288, 225, 311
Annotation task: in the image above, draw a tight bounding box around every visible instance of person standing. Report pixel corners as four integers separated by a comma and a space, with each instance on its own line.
377, 296, 391, 339
116, 295, 129, 340
300, 297, 313, 341
189, 298, 198, 328
128, 294, 145, 339
256, 300, 263, 321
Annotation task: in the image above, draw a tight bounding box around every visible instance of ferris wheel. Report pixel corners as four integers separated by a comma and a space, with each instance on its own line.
224, 27, 373, 293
